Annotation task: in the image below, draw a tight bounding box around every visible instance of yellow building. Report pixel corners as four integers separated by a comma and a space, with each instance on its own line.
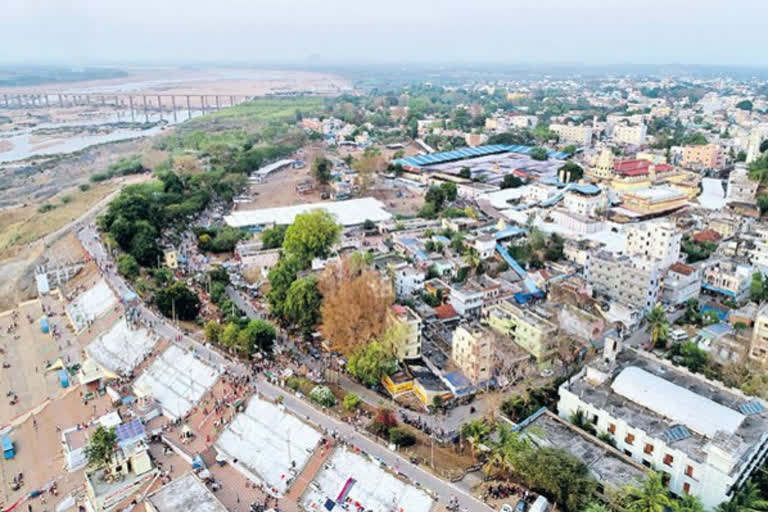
382, 370, 414, 396
163, 249, 178, 270
487, 300, 558, 361
588, 149, 615, 180
621, 187, 687, 215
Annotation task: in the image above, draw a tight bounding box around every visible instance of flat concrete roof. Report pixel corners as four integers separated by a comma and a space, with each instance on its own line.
225, 197, 392, 227
147, 472, 227, 512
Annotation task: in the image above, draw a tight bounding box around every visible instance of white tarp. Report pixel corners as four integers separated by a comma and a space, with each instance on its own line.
66, 279, 117, 331
133, 345, 221, 420
215, 397, 321, 495
301, 449, 433, 512
611, 366, 745, 437
87, 319, 157, 375
225, 197, 392, 227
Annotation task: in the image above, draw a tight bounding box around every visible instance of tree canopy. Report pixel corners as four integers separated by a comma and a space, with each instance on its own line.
282, 210, 342, 268
84, 426, 117, 468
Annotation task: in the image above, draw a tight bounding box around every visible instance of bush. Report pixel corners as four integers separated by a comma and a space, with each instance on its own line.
60, 195, 73, 204
342, 393, 362, 411
388, 427, 416, 447
309, 385, 336, 407
79, 184, 91, 192
37, 203, 56, 213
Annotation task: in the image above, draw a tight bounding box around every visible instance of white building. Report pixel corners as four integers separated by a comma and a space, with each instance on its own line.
612, 123, 648, 146
452, 323, 495, 384
473, 234, 497, 260
625, 220, 682, 269
563, 189, 605, 218
449, 282, 485, 318
701, 259, 752, 303
663, 262, 701, 306
550, 123, 593, 146
558, 345, 768, 511
394, 265, 425, 299
391, 305, 423, 360
587, 252, 662, 311
726, 164, 759, 206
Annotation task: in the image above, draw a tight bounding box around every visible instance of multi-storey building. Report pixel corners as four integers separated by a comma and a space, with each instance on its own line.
558, 345, 768, 510
701, 259, 752, 303
588, 148, 615, 180
749, 304, 768, 363
612, 123, 647, 146
449, 281, 485, 318
587, 252, 662, 311
625, 220, 682, 269
681, 143, 723, 170
726, 164, 759, 206
486, 300, 558, 361
563, 187, 605, 217
390, 305, 423, 360
663, 262, 701, 306
549, 123, 593, 146
451, 323, 495, 384
621, 187, 688, 215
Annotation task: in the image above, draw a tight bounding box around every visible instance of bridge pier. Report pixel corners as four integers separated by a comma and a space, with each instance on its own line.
129, 96, 135, 122
142, 95, 148, 123
186, 95, 191, 119
171, 96, 177, 122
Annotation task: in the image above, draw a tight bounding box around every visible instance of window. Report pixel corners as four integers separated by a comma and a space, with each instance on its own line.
625, 433, 635, 445
608, 423, 616, 434
683, 482, 691, 495
664, 454, 674, 466
644, 443, 654, 455
685, 465, 694, 478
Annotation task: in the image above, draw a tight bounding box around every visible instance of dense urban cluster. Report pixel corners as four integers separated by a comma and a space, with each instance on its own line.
1, 72, 767, 512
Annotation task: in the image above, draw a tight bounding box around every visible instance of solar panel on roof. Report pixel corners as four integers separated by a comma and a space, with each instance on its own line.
115, 419, 145, 442
739, 401, 766, 415
663, 425, 692, 443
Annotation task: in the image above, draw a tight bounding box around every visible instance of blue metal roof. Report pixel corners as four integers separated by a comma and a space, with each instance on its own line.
394, 144, 568, 168
738, 401, 766, 415
663, 425, 692, 443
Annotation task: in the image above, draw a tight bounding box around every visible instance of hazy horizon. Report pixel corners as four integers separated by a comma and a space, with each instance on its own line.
4, 0, 768, 68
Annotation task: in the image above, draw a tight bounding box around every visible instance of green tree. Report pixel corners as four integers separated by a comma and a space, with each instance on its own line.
284, 276, 322, 334
625, 473, 672, 512
282, 210, 341, 268
530, 146, 549, 161
672, 494, 705, 512
240, 319, 277, 354
751, 272, 767, 303
583, 502, 612, 512
204, 321, 222, 343
312, 155, 333, 184
645, 304, 669, 348
155, 282, 201, 321
388, 427, 416, 447
736, 100, 754, 112
459, 167, 472, 179
346, 340, 397, 387
559, 161, 584, 182
425, 186, 446, 210
460, 419, 490, 460
220, 323, 240, 349
715, 481, 768, 512
84, 426, 117, 468
440, 181, 457, 202
117, 253, 139, 279
342, 393, 362, 411
501, 174, 524, 189
267, 256, 301, 319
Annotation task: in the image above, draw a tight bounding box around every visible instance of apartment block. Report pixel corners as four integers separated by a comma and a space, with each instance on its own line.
451, 323, 495, 384
486, 300, 558, 361
701, 259, 752, 303
625, 219, 682, 268
726, 164, 759, 206
587, 252, 662, 311
749, 304, 768, 363
549, 123, 593, 146
663, 262, 701, 306
681, 143, 723, 170
390, 305, 423, 360
612, 123, 647, 146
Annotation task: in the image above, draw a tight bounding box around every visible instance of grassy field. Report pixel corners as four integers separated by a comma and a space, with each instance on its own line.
0, 181, 118, 260
184, 97, 325, 127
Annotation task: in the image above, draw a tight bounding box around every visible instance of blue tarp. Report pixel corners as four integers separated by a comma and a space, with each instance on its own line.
2, 434, 13, 459
40, 317, 49, 334
57, 369, 69, 388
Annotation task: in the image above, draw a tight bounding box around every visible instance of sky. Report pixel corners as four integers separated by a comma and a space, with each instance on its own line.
3, 0, 768, 68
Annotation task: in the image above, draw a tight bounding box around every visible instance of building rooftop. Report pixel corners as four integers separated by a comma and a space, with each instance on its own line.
625, 187, 685, 203
225, 197, 392, 227
568, 349, 768, 464
668, 262, 696, 276
521, 411, 647, 490
147, 472, 227, 512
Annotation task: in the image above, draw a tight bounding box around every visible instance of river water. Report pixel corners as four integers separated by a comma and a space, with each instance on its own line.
0, 108, 205, 164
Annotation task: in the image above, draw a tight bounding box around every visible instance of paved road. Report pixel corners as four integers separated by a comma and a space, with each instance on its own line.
256, 376, 491, 512
77, 224, 238, 375
77, 224, 490, 511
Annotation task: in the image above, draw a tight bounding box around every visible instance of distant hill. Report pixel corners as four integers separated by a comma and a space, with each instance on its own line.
0, 66, 128, 87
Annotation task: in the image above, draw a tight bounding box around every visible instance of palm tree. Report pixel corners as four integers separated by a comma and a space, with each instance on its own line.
483, 423, 530, 478
625, 473, 671, 512
460, 419, 490, 460
644, 304, 669, 349
463, 247, 480, 274
673, 494, 704, 512
717, 482, 768, 512
582, 502, 612, 512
